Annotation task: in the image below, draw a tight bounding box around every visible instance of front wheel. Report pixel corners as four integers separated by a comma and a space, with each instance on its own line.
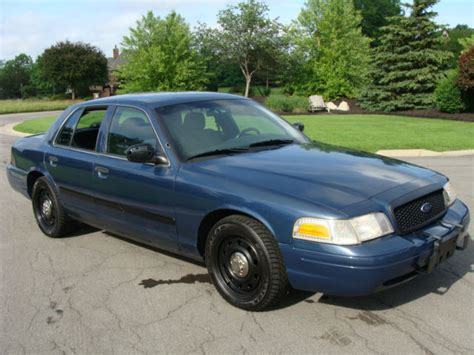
205, 215, 288, 311
32, 177, 73, 238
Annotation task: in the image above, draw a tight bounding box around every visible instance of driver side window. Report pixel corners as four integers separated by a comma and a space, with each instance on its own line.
106, 107, 158, 157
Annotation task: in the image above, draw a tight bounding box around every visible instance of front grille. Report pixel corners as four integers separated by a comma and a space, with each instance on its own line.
393, 190, 446, 233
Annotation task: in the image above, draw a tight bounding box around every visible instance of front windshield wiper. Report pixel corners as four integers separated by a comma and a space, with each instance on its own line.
186, 147, 249, 161
248, 139, 295, 148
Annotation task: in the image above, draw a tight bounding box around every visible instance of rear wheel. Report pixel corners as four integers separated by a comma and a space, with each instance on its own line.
205, 215, 288, 311
32, 177, 72, 238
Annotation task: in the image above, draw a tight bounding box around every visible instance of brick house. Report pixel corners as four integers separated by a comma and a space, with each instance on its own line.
90, 46, 125, 98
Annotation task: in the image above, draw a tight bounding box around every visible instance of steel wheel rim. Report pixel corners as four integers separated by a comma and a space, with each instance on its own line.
36, 187, 56, 227
217, 235, 262, 296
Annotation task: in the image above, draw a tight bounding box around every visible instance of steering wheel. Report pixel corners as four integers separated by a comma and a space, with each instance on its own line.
237, 127, 261, 139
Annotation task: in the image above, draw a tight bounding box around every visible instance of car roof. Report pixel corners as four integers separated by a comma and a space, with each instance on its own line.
77, 92, 246, 109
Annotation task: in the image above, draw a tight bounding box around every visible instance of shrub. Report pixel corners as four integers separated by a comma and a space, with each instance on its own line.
228, 85, 255, 96
256, 86, 271, 97
265, 94, 308, 113
435, 70, 465, 113
457, 47, 474, 111
457, 47, 474, 91
282, 85, 295, 96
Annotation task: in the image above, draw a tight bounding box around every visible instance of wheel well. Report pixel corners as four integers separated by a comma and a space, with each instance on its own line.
197, 209, 254, 258
27, 171, 44, 197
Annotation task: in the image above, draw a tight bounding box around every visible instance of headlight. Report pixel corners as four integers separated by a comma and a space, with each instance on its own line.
293, 212, 394, 245
443, 181, 457, 206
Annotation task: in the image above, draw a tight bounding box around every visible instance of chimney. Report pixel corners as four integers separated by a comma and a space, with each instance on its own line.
113, 45, 119, 60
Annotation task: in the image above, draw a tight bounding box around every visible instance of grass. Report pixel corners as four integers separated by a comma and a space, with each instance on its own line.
13, 114, 474, 153
283, 115, 474, 152
0, 99, 82, 115
13, 116, 57, 134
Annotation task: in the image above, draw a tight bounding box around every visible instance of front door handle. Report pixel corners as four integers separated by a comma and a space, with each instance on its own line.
95, 166, 109, 179
48, 156, 58, 167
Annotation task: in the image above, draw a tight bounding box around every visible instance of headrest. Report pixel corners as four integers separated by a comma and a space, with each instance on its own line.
121, 116, 147, 130
183, 112, 205, 131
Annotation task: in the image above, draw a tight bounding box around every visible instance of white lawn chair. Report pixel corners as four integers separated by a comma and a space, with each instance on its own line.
309, 95, 329, 112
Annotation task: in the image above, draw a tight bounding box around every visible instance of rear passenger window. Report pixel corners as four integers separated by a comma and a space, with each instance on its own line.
55, 109, 82, 146
106, 107, 158, 157
71, 109, 107, 151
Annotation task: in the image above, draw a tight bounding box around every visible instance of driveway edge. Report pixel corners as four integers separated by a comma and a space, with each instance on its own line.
376, 149, 474, 157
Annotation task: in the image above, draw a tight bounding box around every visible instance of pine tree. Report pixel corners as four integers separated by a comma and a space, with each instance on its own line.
360, 0, 451, 111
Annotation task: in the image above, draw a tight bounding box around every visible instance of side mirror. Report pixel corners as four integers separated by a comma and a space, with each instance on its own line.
293, 122, 305, 132
126, 144, 168, 165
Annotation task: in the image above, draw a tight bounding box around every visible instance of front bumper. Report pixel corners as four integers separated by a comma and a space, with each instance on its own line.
280, 199, 470, 296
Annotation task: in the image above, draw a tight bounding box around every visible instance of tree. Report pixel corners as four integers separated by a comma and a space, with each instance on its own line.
216, 0, 281, 97
457, 47, 474, 111
291, 0, 371, 100
459, 34, 474, 54
0, 54, 33, 99
353, 0, 401, 45
360, 0, 451, 111
458, 47, 474, 90
119, 11, 208, 93
442, 25, 474, 68
194, 23, 242, 91
36, 41, 107, 99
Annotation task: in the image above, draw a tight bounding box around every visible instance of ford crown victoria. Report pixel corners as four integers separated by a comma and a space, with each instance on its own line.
7, 92, 470, 310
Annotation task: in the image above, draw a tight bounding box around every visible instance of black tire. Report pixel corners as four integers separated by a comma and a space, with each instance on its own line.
31, 177, 72, 238
205, 215, 288, 311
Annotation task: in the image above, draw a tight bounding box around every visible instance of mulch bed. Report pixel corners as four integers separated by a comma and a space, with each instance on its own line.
256, 96, 474, 122
389, 109, 474, 122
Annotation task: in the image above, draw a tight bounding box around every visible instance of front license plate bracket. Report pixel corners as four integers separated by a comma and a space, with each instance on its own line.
426, 236, 457, 273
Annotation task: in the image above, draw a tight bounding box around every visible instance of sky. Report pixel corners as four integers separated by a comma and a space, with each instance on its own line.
1, 0, 473, 60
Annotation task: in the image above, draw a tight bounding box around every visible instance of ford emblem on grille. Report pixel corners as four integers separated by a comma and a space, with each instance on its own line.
420, 202, 433, 214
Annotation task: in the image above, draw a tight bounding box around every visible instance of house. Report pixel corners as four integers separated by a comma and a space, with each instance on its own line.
90, 45, 125, 98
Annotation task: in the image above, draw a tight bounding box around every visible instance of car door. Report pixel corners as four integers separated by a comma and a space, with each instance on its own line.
91, 105, 178, 252
45, 106, 112, 225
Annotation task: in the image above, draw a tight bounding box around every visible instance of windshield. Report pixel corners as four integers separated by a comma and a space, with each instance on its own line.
156, 99, 308, 160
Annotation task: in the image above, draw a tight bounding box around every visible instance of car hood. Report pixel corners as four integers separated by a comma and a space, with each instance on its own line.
190, 142, 441, 211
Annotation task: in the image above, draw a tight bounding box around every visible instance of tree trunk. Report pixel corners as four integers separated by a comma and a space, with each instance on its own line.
244, 75, 252, 98
71, 89, 76, 100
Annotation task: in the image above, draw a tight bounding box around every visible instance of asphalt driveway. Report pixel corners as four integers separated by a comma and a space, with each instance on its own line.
1, 115, 473, 354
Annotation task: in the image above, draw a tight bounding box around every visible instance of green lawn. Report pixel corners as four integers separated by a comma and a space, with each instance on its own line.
14, 116, 57, 134
13, 114, 474, 152
283, 115, 474, 152
0, 99, 82, 115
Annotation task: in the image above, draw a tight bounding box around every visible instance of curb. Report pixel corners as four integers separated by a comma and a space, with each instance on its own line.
376, 149, 474, 158
0, 122, 30, 137
1, 122, 30, 137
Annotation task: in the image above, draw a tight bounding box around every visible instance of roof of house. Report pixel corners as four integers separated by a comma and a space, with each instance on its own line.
107, 55, 126, 72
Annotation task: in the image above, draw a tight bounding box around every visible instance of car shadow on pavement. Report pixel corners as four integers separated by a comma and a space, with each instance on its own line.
317, 253, 473, 311
64, 223, 100, 237
62, 227, 473, 311
103, 231, 207, 268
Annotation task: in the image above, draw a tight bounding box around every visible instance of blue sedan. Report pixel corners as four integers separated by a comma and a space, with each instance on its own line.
6, 92, 470, 311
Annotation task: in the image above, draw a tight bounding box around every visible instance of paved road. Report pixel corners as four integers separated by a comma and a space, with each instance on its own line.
1, 126, 473, 354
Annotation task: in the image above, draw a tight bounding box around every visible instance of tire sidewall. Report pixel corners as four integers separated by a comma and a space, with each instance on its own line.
206, 218, 275, 310
32, 177, 62, 237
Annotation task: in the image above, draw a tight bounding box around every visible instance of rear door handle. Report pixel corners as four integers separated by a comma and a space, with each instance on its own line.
95, 166, 109, 179
48, 156, 58, 167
